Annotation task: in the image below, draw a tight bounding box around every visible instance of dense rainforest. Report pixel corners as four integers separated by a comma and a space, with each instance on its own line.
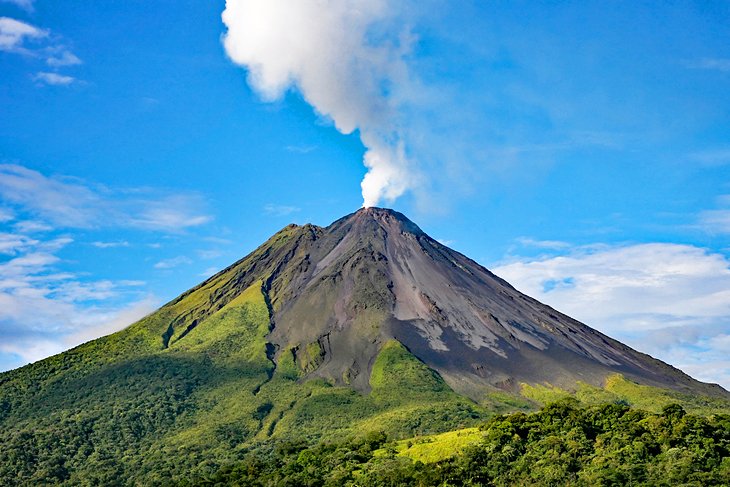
194, 400, 730, 487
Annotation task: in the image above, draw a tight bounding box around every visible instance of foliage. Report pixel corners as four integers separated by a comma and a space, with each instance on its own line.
198, 401, 730, 487
0, 290, 488, 485
521, 374, 730, 416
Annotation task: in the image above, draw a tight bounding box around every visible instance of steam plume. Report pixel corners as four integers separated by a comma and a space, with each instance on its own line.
221, 0, 415, 207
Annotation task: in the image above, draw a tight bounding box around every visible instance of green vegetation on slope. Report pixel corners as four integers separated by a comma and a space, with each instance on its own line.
521, 374, 730, 416
200, 400, 730, 487
0, 294, 487, 485
374, 427, 483, 463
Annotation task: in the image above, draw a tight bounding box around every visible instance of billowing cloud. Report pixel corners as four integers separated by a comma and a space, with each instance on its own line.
493, 243, 730, 388
222, 0, 417, 207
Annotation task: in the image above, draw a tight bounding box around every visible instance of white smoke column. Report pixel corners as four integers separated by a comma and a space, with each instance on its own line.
221, 0, 416, 207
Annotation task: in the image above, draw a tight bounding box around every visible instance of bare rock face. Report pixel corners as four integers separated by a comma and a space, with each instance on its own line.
177, 207, 727, 399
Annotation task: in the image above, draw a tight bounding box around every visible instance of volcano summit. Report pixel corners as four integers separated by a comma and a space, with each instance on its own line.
0, 208, 727, 484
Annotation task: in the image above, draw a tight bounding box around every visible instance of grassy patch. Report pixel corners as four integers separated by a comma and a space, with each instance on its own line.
375, 427, 483, 463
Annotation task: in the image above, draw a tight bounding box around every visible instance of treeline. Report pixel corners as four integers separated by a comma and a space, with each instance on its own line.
191, 400, 730, 487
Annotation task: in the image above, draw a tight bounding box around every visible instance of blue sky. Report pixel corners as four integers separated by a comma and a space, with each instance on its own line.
1, 0, 729, 388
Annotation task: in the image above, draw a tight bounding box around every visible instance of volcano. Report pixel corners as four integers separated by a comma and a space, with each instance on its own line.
1, 207, 727, 484
162, 207, 722, 397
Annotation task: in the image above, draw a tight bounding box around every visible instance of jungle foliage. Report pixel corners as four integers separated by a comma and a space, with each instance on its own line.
196, 400, 730, 487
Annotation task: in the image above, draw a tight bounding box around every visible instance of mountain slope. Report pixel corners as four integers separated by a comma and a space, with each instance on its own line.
0, 207, 727, 485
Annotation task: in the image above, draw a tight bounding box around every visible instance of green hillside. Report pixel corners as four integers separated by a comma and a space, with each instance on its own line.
0, 282, 485, 485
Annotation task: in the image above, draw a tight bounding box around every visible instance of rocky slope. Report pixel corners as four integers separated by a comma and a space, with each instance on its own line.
168, 206, 725, 399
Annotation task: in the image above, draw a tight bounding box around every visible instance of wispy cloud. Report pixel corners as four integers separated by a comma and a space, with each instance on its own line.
13, 220, 53, 233
154, 256, 192, 270
0, 16, 82, 85
515, 237, 571, 250
690, 149, 730, 167
0, 208, 13, 223
0, 232, 37, 255
91, 241, 130, 249
263, 203, 301, 217
0, 164, 212, 232
285, 145, 318, 154
699, 209, 730, 235
46, 50, 82, 67
0, 16, 46, 52
0, 0, 34, 12
33, 71, 76, 86
199, 266, 221, 278
128, 195, 212, 231
493, 242, 730, 388
0, 235, 156, 369
689, 58, 730, 73
697, 195, 730, 235
197, 249, 222, 260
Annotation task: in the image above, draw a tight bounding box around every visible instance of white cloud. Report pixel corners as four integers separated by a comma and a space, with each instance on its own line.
492, 243, 730, 388
0, 164, 212, 232
222, 0, 418, 207
0, 165, 214, 372
263, 203, 300, 216
91, 241, 130, 249
0, 164, 100, 227
285, 145, 317, 154
200, 266, 221, 278
154, 256, 192, 270
0, 208, 13, 222
197, 249, 222, 260
13, 220, 53, 233
696, 195, 730, 235
128, 195, 212, 231
33, 71, 76, 86
515, 237, 571, 250
0, 233, 37, 255
0, 298, 156, 367
46, 50, 82, 67
0, 17, 45, 52
699, 209, 730, 235
0, 235, 157, 369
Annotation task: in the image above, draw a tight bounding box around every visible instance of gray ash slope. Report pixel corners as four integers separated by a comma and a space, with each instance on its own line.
178, 207, 727, 399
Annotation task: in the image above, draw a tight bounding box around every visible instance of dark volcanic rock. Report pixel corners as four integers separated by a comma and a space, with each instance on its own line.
186, 207, 726, 399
